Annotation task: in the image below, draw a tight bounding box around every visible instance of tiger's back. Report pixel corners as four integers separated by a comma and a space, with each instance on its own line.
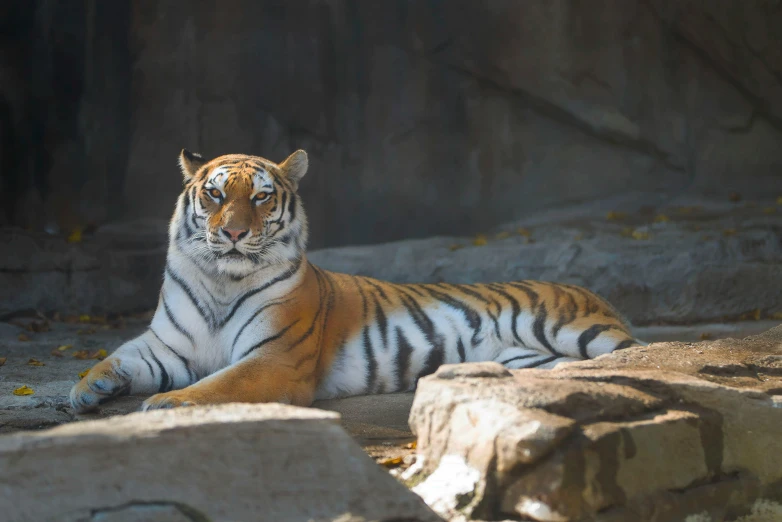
308, 271, 638, 400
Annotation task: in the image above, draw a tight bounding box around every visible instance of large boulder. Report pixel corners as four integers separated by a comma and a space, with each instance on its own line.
0, 403, 440, 522
407, 325, 782, 521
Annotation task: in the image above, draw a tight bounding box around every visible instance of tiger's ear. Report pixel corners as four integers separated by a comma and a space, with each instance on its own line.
279, 149, 308, 189
178, 149, 207, 182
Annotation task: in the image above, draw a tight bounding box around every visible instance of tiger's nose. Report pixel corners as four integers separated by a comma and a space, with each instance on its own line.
221, 228, 249, 243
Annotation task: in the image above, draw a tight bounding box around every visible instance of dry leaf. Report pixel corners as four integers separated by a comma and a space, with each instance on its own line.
606, 211, 627, 221
72, 350, 91, 360
739, 309, 761, 321
0, 357, 6, 367
448, 244, 464, 252
472, 235, 488, 246
90, 349, 108, 360
78, 314, 91, 323
620, 227, 634, 238
17, 334, 30, 342
27, 358, 45, 367
25, 320, 50, 333
57, 344, 73, 352
13, 385, 34, 396
495, 231, 511, 240
699, 333, 712, 341
77, 328, 97, 335
722, 229, 737, 237
631, 230, 650, 240
66, 228, 83, 243
728, 192, 742, 202
78, 368, 90, 379
377, 457, 403, 468
762, 207, 776, 215
405, 441, 417, 450
653, 214, 670, 223
770, 311, 782, 320
50, 350, 64, 358
516, 227, 531, 237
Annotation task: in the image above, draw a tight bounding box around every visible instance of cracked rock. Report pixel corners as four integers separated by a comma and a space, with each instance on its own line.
407, 325, 782, 521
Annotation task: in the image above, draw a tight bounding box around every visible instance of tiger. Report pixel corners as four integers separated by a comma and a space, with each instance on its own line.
70, 149, 643, 412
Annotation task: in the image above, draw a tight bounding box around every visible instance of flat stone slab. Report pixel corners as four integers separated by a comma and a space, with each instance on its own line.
407, 326, 782, 521
0, 403, 440, 522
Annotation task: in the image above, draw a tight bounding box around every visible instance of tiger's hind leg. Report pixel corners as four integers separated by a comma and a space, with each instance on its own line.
493, 347, 580, 370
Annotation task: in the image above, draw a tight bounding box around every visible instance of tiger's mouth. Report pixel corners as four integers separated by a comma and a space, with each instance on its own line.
218, 248, 246, 259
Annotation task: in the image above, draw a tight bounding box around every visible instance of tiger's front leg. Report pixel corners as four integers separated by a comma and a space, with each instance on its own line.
142, 353, 317, 410
70, 330, 195, 412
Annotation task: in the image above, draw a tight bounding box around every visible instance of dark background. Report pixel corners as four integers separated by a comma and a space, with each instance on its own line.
1, 0, 781, 249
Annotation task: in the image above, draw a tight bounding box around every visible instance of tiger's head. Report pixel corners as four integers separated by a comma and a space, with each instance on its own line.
174, 149, 308, 277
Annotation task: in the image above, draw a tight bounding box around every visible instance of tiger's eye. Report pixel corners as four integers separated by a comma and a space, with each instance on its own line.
209, 188, 222, 199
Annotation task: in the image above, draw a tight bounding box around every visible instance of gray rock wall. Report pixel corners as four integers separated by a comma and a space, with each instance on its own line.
1, 1, 781, 248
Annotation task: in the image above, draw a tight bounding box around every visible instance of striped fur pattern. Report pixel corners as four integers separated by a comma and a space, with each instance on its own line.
70, 150, 641, 412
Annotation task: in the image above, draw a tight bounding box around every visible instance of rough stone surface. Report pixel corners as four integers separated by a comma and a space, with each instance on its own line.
0, 222, 167, 317
0, 403, 440, 522
5, 2, 782, 248
407, 326, 782, 521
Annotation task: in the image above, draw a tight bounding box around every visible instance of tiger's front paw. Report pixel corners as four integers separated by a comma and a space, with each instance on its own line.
69, 357, 132, 413
141, 390, 200, 411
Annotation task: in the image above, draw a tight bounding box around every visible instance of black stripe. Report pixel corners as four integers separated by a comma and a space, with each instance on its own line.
283, 269, 325, 353
418, 340, 445, 381
231, 299, 289, 353
445, 283, 492, 304
363, 326, 377, 393
395, 327, 413, 391
404, 284, 427, 298
151, 329, 195, 383
146, 346, 171, 393
456, 338, 466, 363
395, 289, 446, 381
135, 347, 155, 377
373, 294, 389, 349
287, 192, 297, 222
533, 304, 562, 356
615, 338, 637, 351
577, 324, 615, 359
525, 355, 559, 368
552, 290, 579, 338
162, 296, 196, 345
498, 353, 539, 365
363, 278, 392, 303
240, 320, 299, 359
487, 284, 526, 346
166, 265, 216, 330
507, 282, 540, 308
424, 286, 483, 347
222, 255, 302, 326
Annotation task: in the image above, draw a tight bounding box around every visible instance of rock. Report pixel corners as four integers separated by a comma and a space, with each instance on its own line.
0, 226, 167, 318
0, 403, 440, 522
6, 2, 782, 251
407, 325, 782, 521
